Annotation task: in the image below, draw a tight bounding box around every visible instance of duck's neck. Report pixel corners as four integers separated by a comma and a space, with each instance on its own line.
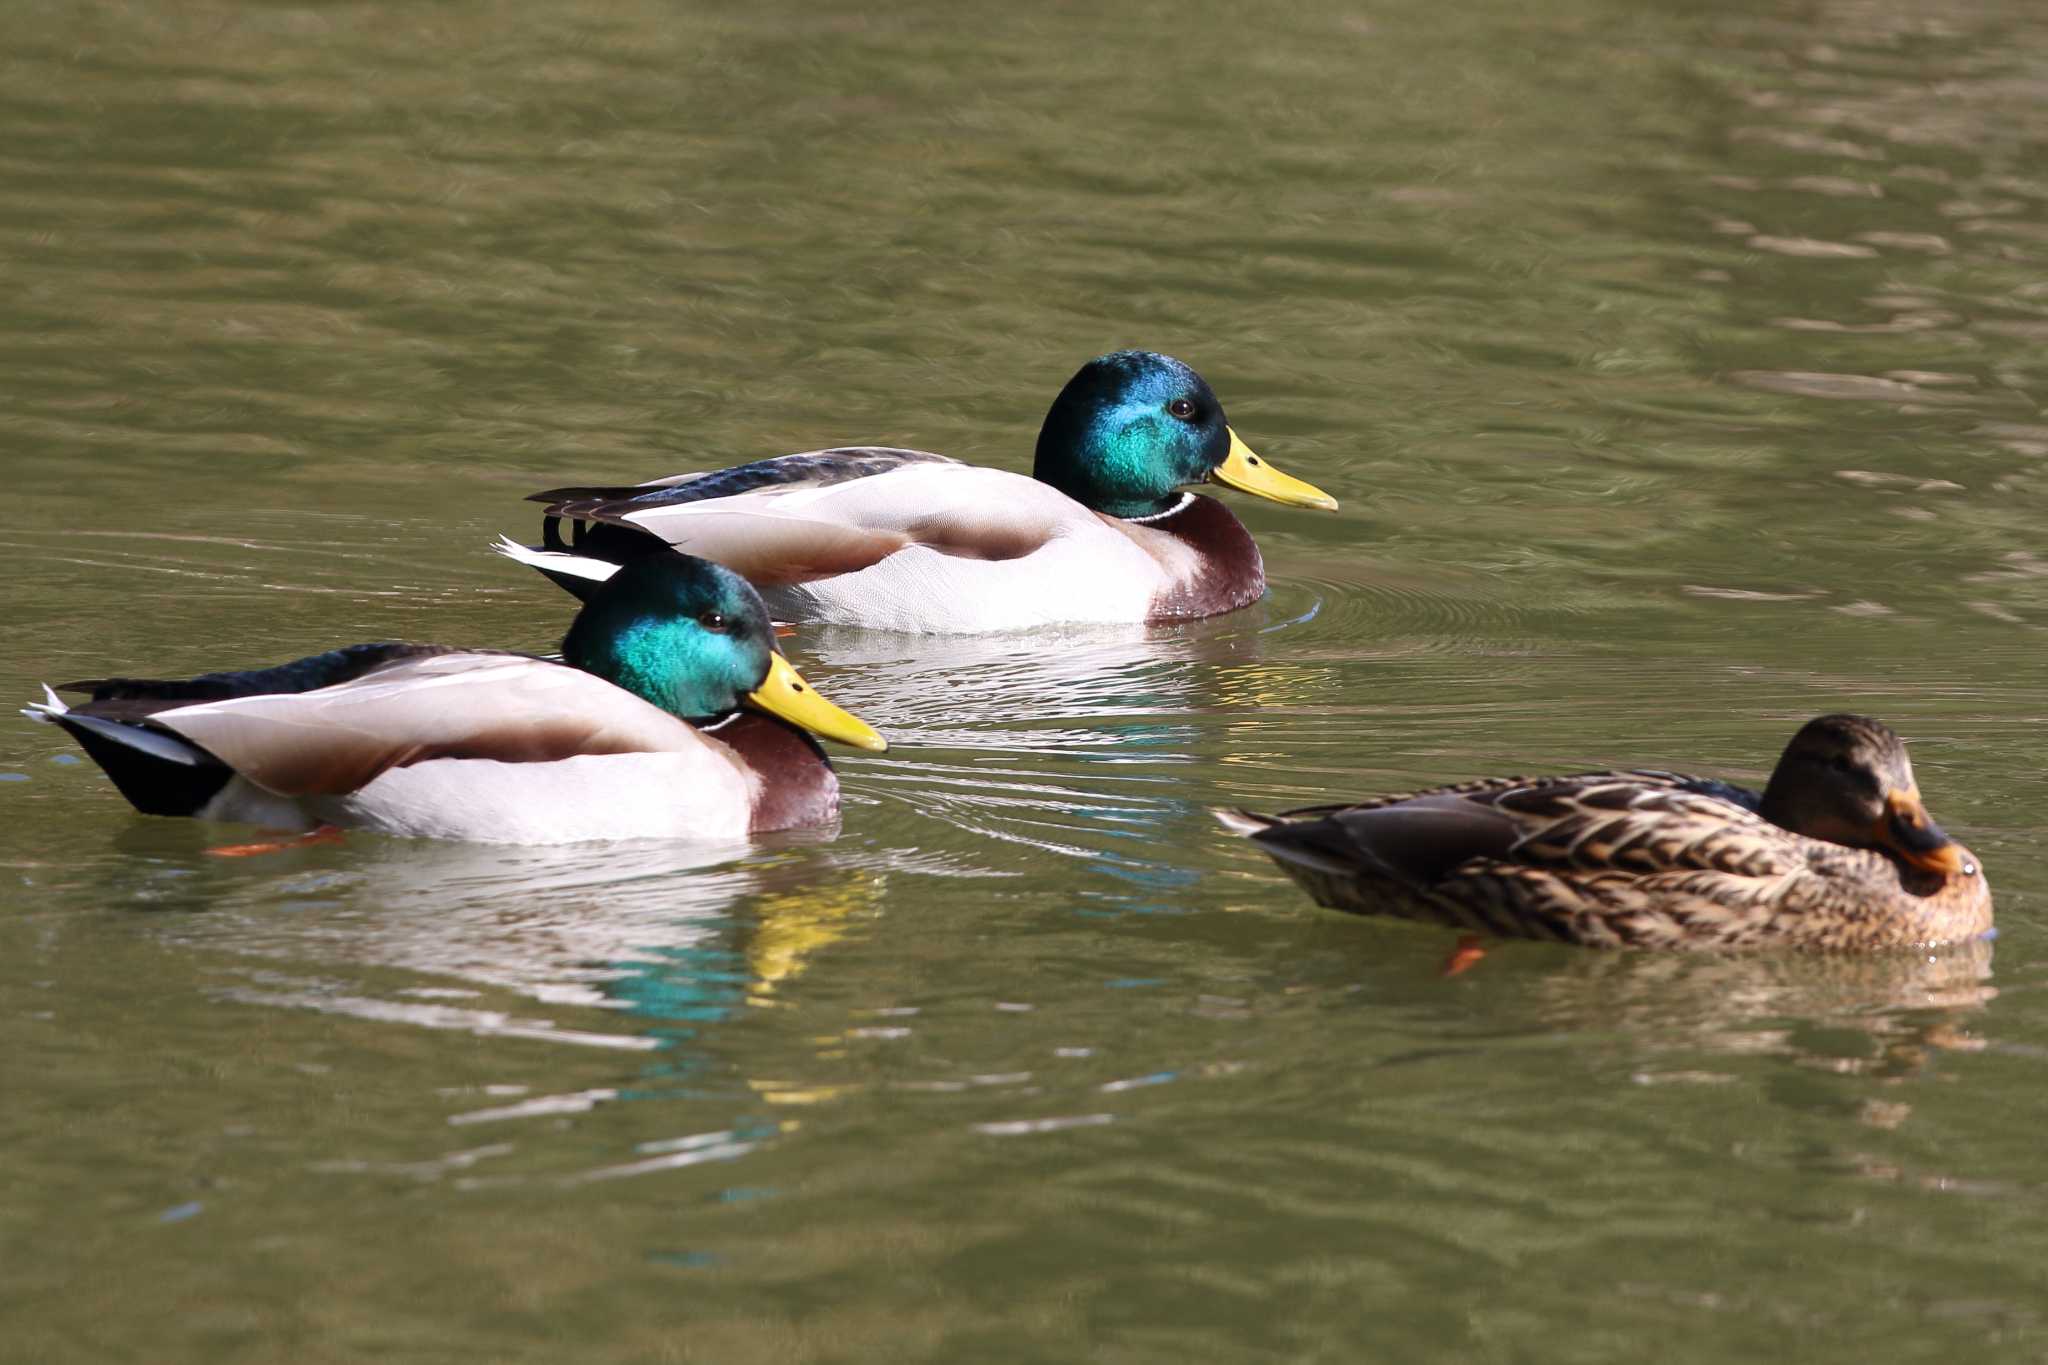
1126, 493, 1267, 622
698, 712, 838, 833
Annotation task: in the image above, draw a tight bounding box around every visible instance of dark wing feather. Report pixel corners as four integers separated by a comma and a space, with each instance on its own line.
529, 447, 960, 521
1652, 773, 1764, 813
1259, 771, 1785, 882
1250, 794, 1524, 888
1275, 769, 1756, 822
61, 643, 488, 721
1274, 770, 1636, 820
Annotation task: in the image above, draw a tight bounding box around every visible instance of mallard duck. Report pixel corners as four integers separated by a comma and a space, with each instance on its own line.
24, 554, 885, 843
497, 350, 1338, 632
1214, 715, 1991, 951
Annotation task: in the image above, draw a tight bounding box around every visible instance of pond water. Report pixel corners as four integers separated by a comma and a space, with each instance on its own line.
5, 0, 2048, 1359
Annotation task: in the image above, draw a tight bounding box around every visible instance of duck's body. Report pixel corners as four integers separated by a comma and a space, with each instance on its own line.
1217, 716, 1991, 951
527, 452, 1266, 631
28, 558, 884, 844
510, 352, 1336, 633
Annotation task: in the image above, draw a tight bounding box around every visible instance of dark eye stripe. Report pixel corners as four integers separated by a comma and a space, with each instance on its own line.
1824, 754, 1880, 793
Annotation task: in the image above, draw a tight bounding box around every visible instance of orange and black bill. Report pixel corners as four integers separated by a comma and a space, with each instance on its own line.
1879, 789, 1969, 876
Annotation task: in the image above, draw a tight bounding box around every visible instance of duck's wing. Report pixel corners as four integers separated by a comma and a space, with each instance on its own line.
1470, 776, 1799, 879
1223, 793, 1527, 884
525, 450, 1081, 587
1225, 772, 1795, 889
133, 653, 709, 797
57, 643, 477, 721
1267, 771, 1580, 822
531, 446, 960, 513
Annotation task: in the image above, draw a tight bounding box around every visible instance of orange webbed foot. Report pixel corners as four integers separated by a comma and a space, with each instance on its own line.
204, 825, 346, 858
1440, 934, 1489, 978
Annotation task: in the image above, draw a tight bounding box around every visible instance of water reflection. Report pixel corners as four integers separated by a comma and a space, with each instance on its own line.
805, 613, 1276, 877
1658, 0, 2048, 630
797, 606, 1387, 921
1529, 938, 1995, 1067
158, 833, 916, 1047
159, 832, 935, 1186
7, 0, 2048, 1353
797, 607, 1272, 746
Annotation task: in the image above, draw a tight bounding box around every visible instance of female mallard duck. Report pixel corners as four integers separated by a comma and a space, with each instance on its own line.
497, 350, 1337, 633
1214, 715, 1990, 951
24, 554, 885, 843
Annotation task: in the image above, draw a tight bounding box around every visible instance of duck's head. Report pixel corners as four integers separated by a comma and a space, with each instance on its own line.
1758, 714, 1970, 877
562, 554, 886, 751
1031, 350, 1337, 520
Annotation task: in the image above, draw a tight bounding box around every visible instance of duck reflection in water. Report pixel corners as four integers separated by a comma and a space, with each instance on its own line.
175, 834, 883, 1048
1530, 936, 1995, 1068
803, 606, 1337, 914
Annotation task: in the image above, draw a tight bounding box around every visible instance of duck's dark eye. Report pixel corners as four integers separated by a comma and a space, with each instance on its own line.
1168, 398, 1198, 421
698, 610, 731, 632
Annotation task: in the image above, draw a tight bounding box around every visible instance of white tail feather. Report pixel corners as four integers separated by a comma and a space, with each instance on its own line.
490, 535, 621, 585
1210, 807, 1276, 838
22, 684, 68, 722
33, 708, 207, 766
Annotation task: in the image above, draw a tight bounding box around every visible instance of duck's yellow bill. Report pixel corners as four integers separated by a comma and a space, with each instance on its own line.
1207, 428, 1338, 511
748, 654, 888, 752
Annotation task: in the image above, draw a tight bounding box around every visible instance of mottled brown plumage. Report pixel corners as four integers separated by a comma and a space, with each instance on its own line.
1214, 715, 1992, 951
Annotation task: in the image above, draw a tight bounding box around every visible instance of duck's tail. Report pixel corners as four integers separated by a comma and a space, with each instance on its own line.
490, 535, 622, 603
21, 683, 68, 723
1209, 806, 1282, 838
24, 687, 230, 816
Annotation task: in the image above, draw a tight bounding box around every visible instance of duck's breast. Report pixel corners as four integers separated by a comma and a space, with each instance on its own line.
701, 713, 840, 833
1113, 494, 1266, 622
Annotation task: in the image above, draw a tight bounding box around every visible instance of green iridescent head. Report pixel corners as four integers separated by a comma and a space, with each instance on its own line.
1031, 351, 1234, 519
560, 554, 888, 751
561, 554, 775, 720
1031, 351, 1337, 520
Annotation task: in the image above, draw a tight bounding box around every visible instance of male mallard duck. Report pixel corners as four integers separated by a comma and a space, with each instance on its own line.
498, 350, 1337, 632
24, 555, 885, 843
1214, 715, 1991, 951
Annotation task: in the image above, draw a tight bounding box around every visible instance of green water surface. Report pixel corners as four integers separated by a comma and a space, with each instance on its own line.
4, 0, 2048, 1360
